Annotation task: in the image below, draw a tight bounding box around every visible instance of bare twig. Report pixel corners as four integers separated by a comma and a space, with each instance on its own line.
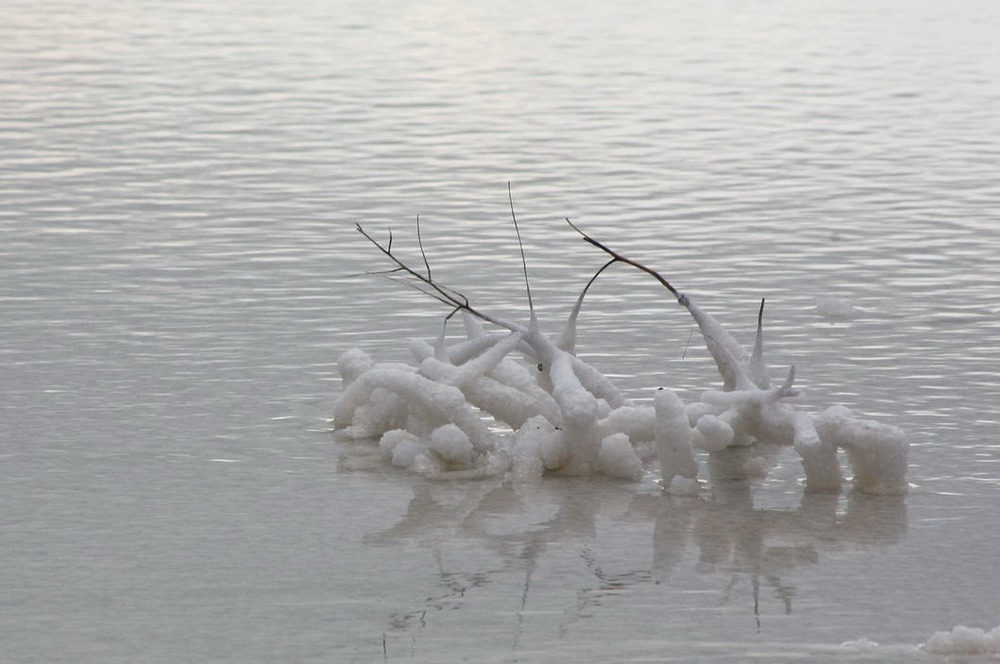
416, 214, 431, 281
355, 222, 516, 332
566, 219, 680, 298
567, 258, 615, 326
508, 182, 534, 314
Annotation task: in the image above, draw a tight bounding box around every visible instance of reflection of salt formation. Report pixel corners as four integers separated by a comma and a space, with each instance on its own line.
335, 220, 909, 494
649, 449, 908, 617
362, 468, 908, 654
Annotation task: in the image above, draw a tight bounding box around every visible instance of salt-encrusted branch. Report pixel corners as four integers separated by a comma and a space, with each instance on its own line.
557, 258, 616, 353
748, 298, 770, 389
566, 219, 679, 297
567, 219, 762, 390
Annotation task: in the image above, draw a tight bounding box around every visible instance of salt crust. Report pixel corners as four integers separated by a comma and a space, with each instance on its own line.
924, 625, 1000, 655
335, 291, 909, 493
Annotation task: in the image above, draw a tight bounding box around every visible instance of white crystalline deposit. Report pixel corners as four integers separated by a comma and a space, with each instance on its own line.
597, 433, 644, 481
924, 625, 1000, 656
429, 424, 476, 468
510, 415, 554, 481
813, 405, 909, 495
336, 225, 909, 493
334, 307, 653, 480
334, 300, 911, 492
655, 388, 698, 481
663, 291, 909, 495
692, 414, 733, 453
792, 411, 842, 492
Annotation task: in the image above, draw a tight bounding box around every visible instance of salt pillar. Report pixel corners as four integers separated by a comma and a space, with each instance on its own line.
655, 388, 698, 481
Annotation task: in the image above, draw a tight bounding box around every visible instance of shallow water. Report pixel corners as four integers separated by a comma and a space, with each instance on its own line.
3, 1, 1000, 661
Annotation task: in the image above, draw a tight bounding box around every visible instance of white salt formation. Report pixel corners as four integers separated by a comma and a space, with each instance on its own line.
335, 220, 909, 493
655, 388, 698, 481
924, 625, 1000, 656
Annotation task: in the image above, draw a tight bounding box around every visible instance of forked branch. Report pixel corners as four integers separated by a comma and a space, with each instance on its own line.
355, 222, 515, 331
566, 218, 680, 298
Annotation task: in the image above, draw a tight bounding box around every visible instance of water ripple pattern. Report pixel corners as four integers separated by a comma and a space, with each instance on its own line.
1, 1, 999, 662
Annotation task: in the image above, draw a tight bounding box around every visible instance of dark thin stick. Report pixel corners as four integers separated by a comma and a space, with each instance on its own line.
355, 222, 515, 331
366, 270, 457, 309
582, 259, 616, 299
416, 214, 431, 281
757, 298, 766, 327
568, 258, 615, 323
508, 182, 534, 313
356, 223, 470, 311
566, 218, 680, 297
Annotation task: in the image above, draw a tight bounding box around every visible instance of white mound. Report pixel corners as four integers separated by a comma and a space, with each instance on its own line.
924, 624, 1000, 656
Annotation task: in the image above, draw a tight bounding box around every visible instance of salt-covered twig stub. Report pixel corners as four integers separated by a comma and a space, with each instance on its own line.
792, 411, 842, 492
655, 388, 699, 482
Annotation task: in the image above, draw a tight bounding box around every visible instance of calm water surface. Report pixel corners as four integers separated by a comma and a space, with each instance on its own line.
2, 1, 999, 662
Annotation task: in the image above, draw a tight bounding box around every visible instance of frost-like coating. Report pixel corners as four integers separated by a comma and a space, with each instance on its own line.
656, 388, 698, 481
338, 219, 909, 494
598, 433, 644, 480
694, 415, 734, 452
793, 411, 842, 492
429, 424, 475, 468
814, 405, 909, 495
924, 625, 1000, 655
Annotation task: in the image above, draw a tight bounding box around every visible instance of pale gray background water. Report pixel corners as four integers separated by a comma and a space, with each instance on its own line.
3, 1, 999, 662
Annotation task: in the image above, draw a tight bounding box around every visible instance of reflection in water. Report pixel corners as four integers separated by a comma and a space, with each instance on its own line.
362, 449, 907, 657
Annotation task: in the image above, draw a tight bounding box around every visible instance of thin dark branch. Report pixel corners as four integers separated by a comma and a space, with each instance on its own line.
570, 258, 616, 320
508, 182, 534, 314
416, 214, 432, 281
355, 222, 516, 331
757, 298, 766, 327
582, 258, 617, 299
366, 270, 458, 309
345, 266, 406, 279
563, 258, 617, 341
356, 222, 467, 309
566, 219, 680, 297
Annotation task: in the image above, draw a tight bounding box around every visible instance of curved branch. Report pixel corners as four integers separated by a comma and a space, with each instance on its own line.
566, 218, 679, 298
